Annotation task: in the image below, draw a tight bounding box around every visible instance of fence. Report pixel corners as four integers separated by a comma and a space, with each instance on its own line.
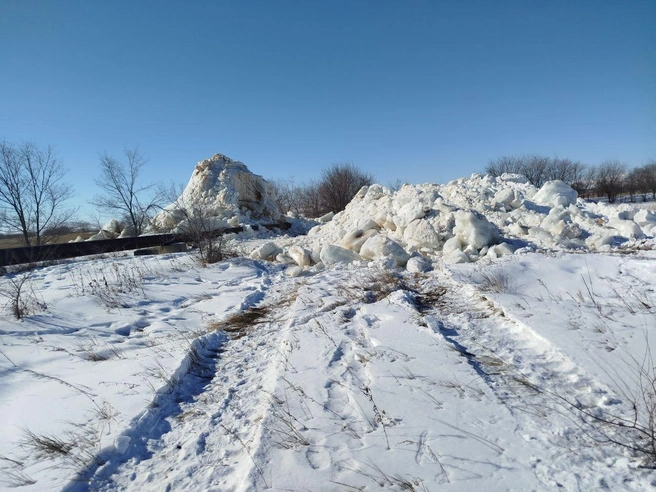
0, 223, 289, 267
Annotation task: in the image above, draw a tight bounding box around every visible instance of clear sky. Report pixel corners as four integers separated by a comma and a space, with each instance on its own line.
1, 0, 655, 219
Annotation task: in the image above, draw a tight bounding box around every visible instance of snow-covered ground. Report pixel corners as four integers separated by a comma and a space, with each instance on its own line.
1, 247, 656, 491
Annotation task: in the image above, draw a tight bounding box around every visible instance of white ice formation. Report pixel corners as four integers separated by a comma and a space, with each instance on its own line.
151, 153, 279, 233
250, 173, 656, 270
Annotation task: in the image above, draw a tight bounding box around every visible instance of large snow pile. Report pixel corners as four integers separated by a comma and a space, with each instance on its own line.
250, 173, 656, 270
151, 153, 280, 233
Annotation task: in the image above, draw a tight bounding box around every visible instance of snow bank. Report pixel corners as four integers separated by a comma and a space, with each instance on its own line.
243, 173, 656, 271
151, 153, 280, 233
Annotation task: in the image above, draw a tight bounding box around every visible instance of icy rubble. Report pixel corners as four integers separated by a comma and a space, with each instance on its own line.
87, 218, 136, 241
151, 153, 279, 233
250, 173, 656, 271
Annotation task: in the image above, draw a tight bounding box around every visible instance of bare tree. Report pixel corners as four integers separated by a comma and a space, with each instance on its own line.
521, 155, 551, 188
596, 160, 627, 203
545, 157, 587, 185
92, 147, 161, 236
0, 140, 74, 246
632, 161, 656, 200
317, 162, 374, 214
271, 178, 308, 216
571, 165, 597, 199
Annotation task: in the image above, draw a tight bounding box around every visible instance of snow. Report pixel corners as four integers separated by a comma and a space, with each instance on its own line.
2, 171, 656, 491
2, 249, 656, 490
532, 179, 578, 208
244, 173, 655, 272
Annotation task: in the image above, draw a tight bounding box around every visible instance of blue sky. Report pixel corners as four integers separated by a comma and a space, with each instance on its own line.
1, 0, 654, 219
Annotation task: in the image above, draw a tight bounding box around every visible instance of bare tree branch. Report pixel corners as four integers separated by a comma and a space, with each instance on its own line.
91, 147, 162, 236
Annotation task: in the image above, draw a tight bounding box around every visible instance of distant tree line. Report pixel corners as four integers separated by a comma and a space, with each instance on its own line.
485, 155, 656, 204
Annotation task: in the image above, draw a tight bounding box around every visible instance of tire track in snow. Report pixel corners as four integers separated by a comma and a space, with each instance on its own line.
427, 269, 652, 490
65, 265, 297, 492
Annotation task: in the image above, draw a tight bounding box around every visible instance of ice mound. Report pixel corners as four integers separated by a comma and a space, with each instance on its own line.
248, 173, 655, 271
151, 153, 279, 232
532, 180, 578, 208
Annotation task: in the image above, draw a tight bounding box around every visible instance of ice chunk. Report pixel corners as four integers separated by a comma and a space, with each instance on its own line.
341, 229, 378, 253
359, 235, 410, 267
103, 218, 122, 236
320, 244, 362, 265
444, 250, 470, 264
634, 209, 656, 228
533, 180, 578, 208
403, 219, 440, 249
115, 436, 130, 454
250, 242, 282, 261
319, 211, 334, 223
608, 219, 643, 239
151, 153, 279, 231
494, 188, 523, 209
406, 255, 432, 273
453, 211, 500, 249
285, 266, 304, 277
499, 173, 529, 184
288, 245, 312, 267
393, 201, 427, 230
88, 230, 115, 241
487, 242, 516, 258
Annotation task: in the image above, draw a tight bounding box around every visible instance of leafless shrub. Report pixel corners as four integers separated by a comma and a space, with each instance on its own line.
317, 162, 374, 214
360, 385, 395, 450
0, 271, 47, 319
160, 184, 237, 265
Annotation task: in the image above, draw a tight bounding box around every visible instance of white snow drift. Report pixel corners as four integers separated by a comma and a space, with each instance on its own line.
250, 174, 655, 270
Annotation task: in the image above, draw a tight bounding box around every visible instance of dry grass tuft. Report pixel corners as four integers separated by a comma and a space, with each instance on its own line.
209, 305, 273, 339
478, 270, 512, 294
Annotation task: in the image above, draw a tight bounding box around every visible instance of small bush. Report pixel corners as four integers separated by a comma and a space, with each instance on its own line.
0, 272, 47, 319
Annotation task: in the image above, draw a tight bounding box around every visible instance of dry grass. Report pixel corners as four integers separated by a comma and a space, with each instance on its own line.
340, 268, 416, 304
209, 305, 273, 339
477, 270, 512, 293
0, 231, 95, 250
19, 430, 74, 460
